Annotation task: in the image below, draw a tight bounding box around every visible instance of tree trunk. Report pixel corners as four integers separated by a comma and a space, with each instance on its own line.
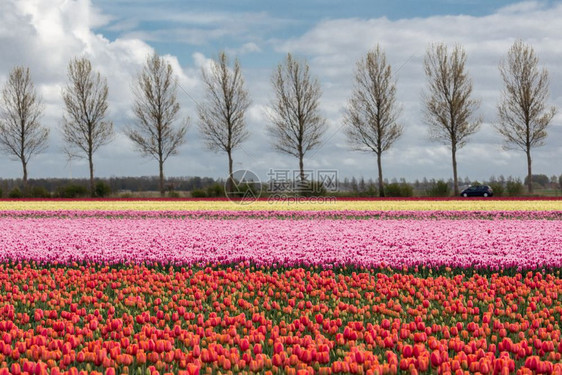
89, 151, 95, 197
451, 145, 459, 195
22, 160, 28, 191
227, 151, 233, 194
159, 159, 165, 197
298, 153, 305, 193
377, 152, 384, 197
527, 147, 533, 194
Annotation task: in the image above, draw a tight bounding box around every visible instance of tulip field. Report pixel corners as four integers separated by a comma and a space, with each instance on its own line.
0, 199, 562, 375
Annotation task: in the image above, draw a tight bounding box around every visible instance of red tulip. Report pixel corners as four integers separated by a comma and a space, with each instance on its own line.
430, 351, 441, 367
240, 338, 250, 351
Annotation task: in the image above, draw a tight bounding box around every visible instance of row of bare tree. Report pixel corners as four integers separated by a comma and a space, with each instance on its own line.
0, 40, 556, 197
0, 54, 188, 196
346, 40, 556, 196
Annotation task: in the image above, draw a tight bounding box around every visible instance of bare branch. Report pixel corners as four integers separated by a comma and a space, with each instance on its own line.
126, 52, 188, 196
61, 57, 114, 195
422, 43, 481, 195
0, 66, 48, 187
496, 40, 557, 193
267, 53, 326, 182
344, 45, 402, 196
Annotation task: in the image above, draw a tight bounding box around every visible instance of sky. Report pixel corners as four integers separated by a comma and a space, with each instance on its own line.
0, 0, 561, 184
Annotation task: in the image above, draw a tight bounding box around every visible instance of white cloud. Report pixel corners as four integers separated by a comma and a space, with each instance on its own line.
103, 7, 290, 46
0, 0, 204, 180
225, 42, 262, 56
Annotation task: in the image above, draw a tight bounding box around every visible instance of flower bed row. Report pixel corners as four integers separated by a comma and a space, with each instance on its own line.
0, 263, 561, 375
0, 217, 561, 270
1, 210, 562, 220
1, 199, 562, 212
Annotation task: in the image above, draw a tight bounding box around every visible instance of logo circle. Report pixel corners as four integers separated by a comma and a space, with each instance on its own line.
225, 169, 262, 204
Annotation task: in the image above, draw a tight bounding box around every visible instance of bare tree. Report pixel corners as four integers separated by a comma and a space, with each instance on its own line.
344, 46, 402, 197
496, 40, 557, 194
423, 43, 481, 195
198, 51, 250, 192
268, 53, 326, 189
0, 66, 48, 189
127, 53, 187, 197
62, 57, 114, 196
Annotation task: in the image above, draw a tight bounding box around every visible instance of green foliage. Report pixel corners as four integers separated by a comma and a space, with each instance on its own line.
298, 180, 327, 197
356, 183, 377, 197
506, 179, 524, 196
168, 190, 180, 198
364, 184, 378, 197
56, 184, 88, 198
94, 181, 111, 197
206, 183, 226, 198
233, 182, 261, 199
8, 187, 23, 198
401, 183, 414, 197
488, 182, 504, 197
0, 187, 3, 198
385, 182, 413, 197
348, 178, 377, 197
384, 183, 401, 197
190, 189, 207, 198
559, 174, 562, 190
426, 180, 450, 197
27, 186, 50, 198
524, 174, 549, 187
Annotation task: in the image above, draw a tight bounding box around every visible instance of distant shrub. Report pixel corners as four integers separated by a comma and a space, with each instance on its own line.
0, 187, 3, 198
206, 183, 225, 198
226, 182, 261, 199
402, 183, 414, 197
506, 179, 524, 196
426, 180, 450, 197
354, 183, 377, 197
524, 174, 549, 187
28, 186, 50, 198
298, 180, 326, 197
168, 190, 180, 198
488, 182, 504, 197
94, 181, 111, 197
364, 184, 378, 197
385, 182, 413, 197
385, 183, 401, 197
56, 184, 88, 198
190, 189, 207, 198
8, 187, 23, 198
